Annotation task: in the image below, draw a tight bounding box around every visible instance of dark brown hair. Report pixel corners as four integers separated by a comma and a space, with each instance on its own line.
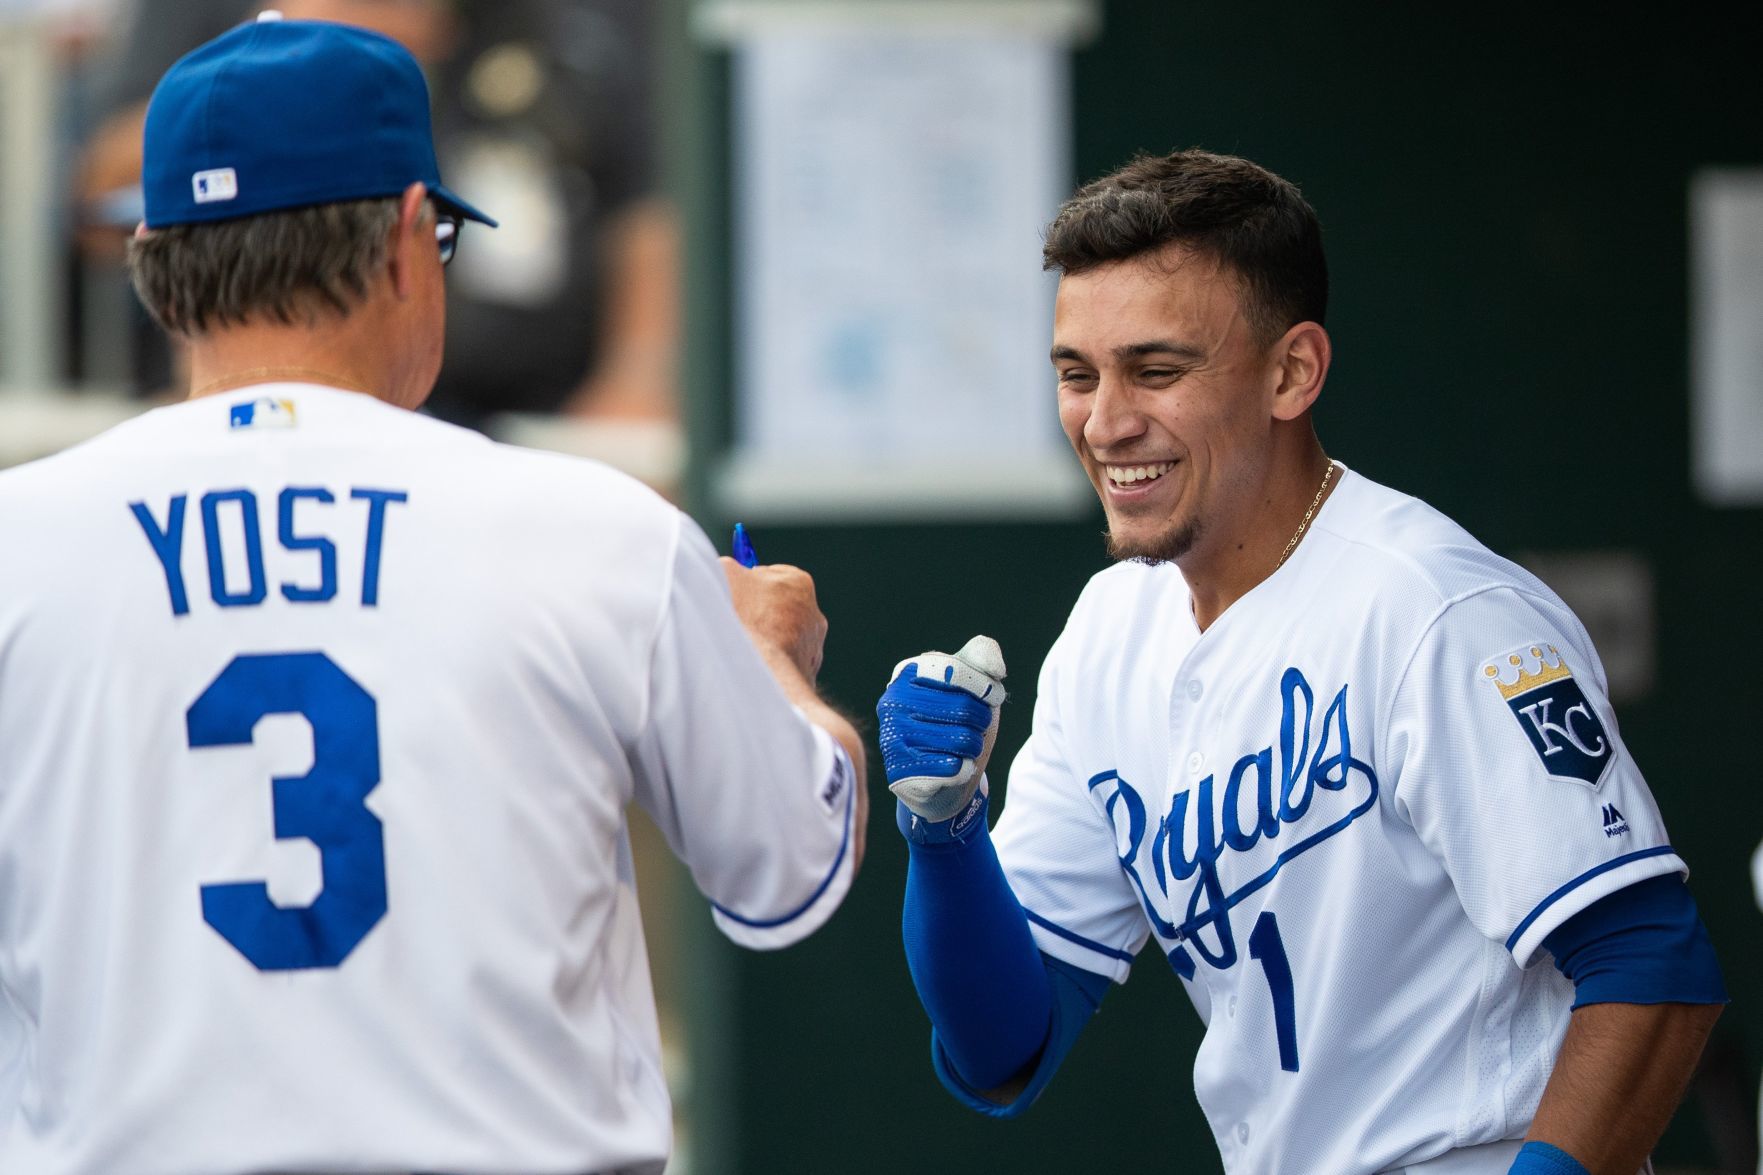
1042, 149, 1327, 345
127, 197, 411, 336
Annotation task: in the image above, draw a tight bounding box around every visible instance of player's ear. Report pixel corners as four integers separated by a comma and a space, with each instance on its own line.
386, 181, 430, 301
1270, 321, 1331, 422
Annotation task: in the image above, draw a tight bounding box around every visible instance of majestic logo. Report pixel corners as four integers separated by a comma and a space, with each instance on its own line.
1089, 667, 1378, 979
229, 398, 297, 430
192, 167, 238, 204
1482, 644, 1611, 787
818, 751, 851, 816
1601, 803, 1629, 838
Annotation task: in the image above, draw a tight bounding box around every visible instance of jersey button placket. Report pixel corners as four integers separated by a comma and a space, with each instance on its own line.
1165, 664, 1196, 944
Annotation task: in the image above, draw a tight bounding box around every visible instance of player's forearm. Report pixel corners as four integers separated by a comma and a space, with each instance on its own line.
1524, 1001, 1721, 1173
721, 557, 868, 869
753, 639, 869, 870
799, 697, 868, 871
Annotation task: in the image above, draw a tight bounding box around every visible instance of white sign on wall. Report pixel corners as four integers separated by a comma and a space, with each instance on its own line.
1690, 169, 1763, 506
705, 0, 1099, 520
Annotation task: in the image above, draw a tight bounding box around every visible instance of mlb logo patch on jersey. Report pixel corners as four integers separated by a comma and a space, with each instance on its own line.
229, 398, 297, 430
1481, 643, 1612, 787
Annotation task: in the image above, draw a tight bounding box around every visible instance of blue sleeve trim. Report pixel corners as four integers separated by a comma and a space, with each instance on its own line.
1022, 909, 1136, 965
710, 749, 853, 929
1508, 1140, 1590, 1174
931, 951, 1109, 1118
1504, 845, 1678, 953
1542, 875, 1728, 1008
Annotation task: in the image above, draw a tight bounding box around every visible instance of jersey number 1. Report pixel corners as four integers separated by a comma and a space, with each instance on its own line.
1248, 911, 1300, 1073
186, 652, 387, 971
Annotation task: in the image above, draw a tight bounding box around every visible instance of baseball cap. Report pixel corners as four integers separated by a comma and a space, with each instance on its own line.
142, 13, 496, 230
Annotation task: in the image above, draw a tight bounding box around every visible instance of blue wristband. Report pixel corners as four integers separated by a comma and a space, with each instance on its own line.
896, 788, 989, 847
1508, 1141, 1590, 1175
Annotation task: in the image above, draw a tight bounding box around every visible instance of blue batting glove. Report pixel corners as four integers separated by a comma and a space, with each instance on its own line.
876, 636, 1007, 832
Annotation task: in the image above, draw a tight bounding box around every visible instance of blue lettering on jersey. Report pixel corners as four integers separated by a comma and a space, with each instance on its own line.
129, 495, 190, 615
201, 490, 268, 607
349, 488, 407, 607
187, 651, 386, 970
130, 485, 408, 616
279, 487, 338, 602
1089, 667, 1379, 974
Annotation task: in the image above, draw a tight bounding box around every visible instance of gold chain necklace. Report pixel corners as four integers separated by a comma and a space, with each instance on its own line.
1275, 460, 1336, 569
191, 367, 371, 399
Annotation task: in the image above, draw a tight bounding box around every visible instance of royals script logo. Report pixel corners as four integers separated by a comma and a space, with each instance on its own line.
1089, 668, 1379, 979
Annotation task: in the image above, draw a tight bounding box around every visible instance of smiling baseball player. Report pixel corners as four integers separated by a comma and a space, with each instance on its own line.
0, 17, 864, 1175
877, 150, 1725, 1175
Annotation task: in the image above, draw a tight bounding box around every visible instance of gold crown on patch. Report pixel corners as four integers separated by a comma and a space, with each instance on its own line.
1482, 644, 1574, 700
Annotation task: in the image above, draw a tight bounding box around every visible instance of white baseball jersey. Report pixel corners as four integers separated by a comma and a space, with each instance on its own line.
0, 384, 856, 1175
991, 465, 1682, 1175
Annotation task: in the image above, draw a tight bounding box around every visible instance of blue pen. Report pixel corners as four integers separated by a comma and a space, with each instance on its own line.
732, 523, 759, 568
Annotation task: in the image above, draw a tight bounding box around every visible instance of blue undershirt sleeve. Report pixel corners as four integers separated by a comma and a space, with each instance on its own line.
899, 796, 1110, 1115
932, 953, 1110, 1118
1508, 1140, 1591, 1174
1540, 874, 1727, 1009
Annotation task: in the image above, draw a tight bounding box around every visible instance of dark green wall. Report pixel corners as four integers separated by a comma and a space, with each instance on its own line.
674, 4, 1763, 1171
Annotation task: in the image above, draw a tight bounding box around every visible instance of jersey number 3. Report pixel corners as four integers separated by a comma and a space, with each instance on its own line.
186, 652, 387, 971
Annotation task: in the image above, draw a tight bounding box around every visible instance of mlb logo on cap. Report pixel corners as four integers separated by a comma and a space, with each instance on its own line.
141, 13, 494, 229
193, 168, 238, 204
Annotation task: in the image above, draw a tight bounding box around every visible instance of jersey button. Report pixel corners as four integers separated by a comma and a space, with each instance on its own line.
1236, 1123, 1250, 1144
1186, 751, 1204, 775
1227, 995, 1237, 1018
1187, 679, 1203, 701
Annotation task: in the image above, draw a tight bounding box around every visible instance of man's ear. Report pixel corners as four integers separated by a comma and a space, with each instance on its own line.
1270, 321, 1331, 422
386, 181, 430, 301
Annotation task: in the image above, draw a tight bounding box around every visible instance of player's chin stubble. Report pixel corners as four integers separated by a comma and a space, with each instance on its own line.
1105, 518, 1200, 566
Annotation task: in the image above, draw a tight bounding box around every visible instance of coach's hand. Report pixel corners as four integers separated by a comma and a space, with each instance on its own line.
877, 636, 1007, 825
721, 558, 828, 683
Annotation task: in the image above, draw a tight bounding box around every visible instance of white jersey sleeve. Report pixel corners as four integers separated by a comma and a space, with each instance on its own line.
992, 615, 1150, 984
1385, 585, 1684, 966
631, 519, 855, 951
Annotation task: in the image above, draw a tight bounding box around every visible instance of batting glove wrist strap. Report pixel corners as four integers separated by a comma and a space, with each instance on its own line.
896, 784, 990, 847
875, 635, 1007, 824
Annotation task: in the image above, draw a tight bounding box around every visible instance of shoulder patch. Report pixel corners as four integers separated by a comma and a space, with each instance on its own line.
1481, 643, 1612, 787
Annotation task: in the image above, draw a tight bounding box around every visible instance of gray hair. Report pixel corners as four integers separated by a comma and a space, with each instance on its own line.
128, 197, 418, 336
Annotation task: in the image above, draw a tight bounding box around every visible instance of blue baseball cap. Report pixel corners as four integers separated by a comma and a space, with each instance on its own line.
142, 14, 496, 229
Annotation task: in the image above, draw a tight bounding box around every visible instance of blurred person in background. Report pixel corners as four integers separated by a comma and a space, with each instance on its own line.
1, 0, 129, 385
75, 0, 677, 428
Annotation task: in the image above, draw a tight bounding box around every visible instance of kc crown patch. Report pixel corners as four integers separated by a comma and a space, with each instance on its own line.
1481, 643, 1612, 787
